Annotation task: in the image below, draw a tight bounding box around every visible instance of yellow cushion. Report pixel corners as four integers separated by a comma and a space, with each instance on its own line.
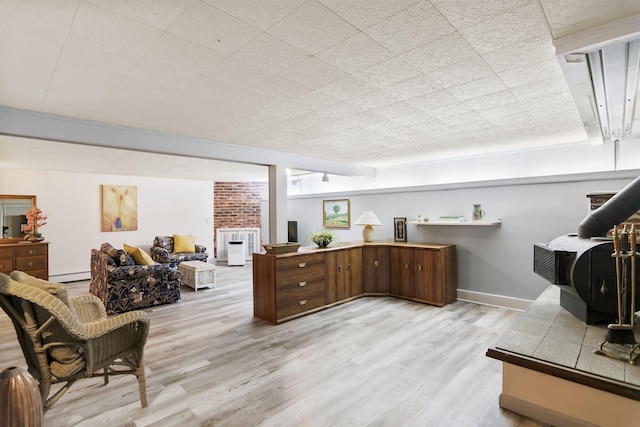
123, 244, 156, 265
173, 234, 196, 253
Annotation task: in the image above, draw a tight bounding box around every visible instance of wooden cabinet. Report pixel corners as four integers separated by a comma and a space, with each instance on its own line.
362, 246, 389, 294
326, 247, 362, 304
253, 242, 456, 324
389, 245, 456, 306
253, 252, 325, 324
389, 247, 415, 297
0, 242, 49, 280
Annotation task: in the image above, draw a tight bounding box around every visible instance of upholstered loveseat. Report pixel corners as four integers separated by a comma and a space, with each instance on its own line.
90, 243, 180, 314
150, 235, 208, 267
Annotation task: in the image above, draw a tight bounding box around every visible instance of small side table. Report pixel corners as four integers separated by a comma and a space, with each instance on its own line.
179, 260, 216, 291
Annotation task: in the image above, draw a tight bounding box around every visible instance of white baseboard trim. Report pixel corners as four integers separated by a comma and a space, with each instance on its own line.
456, 289, 532, 311
51, 271, 91, 283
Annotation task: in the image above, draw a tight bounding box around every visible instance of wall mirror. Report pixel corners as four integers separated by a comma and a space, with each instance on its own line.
0, 195, 36, 242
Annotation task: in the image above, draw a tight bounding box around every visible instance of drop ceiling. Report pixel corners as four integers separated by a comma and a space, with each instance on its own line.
1, 0, 639, 182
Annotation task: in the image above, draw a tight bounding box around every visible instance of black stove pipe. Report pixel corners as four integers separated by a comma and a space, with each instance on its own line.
578, 175, 640, 238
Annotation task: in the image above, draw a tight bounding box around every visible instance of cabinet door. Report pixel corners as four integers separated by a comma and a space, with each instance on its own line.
362, 246, 389, 293
326, 248, 363, 303
414, 249, 443, 304
389, 247, 414, 297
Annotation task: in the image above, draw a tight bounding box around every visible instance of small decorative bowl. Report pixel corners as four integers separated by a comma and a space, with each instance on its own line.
262, 242, 301, 254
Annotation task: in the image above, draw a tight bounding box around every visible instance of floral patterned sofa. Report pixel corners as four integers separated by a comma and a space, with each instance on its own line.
90, 243, 180, 314
150, 236, 208, 268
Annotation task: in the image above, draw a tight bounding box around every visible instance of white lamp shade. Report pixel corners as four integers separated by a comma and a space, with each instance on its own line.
355, 211, 382, 226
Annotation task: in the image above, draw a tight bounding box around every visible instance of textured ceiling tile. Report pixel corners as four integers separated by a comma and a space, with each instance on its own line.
391, 111, 435, 126
288, 91, 341, 112
318, 0, 418, 30
205, 57, 274, 89
481, 35, 554, 74
405, 89, 460, 111
459, 2, 549, 54
145, 33, 226, 75
0, 16, 66, 110
364, 1, 456, 55
316, 32, 395, 74
266, 1, 359, 55
349, 90, 401, 110
231, 32, 312, 75
317, 76, 376, 101
476, 103, 528, 120
446, 75, 507, 100
320, 100, 370, 118
251, 75, 312, 104
466, 90, 521, 110
279, 57, 349, 89
428, 102, 475, 120
497, 58, 563, 88
86, 0, 192, 30
510, 78, 569, 102
168, 1, 261, 54
431, 0, 531, 29
372, 101, 423, 119
70, 1, 163, 55
2, 0, 79, 31
400, 32, 479, 75
382, 75, 441, 100
41, 34, 139, 118
354, 57, 421, 88
206, 0, 306, 30
426, 55, 495, 89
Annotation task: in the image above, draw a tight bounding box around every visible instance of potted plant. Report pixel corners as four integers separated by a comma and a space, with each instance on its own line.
308, 229, 335, 248
23, 206, 48, 242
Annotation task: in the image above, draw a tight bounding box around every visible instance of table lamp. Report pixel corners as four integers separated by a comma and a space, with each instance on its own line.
355, 211, 382, 242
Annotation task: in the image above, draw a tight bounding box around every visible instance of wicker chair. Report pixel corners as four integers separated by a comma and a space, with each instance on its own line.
0, 271, 149, 410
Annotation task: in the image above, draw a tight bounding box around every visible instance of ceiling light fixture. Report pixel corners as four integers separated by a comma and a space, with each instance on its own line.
554, 15, 640, 145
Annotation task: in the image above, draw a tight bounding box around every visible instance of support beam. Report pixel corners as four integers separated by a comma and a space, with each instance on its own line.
268, 165, 288, 244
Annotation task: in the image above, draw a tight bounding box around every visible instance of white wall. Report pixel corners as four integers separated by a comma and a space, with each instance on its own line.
288, 174, 639, 304
0, 168, 214, 281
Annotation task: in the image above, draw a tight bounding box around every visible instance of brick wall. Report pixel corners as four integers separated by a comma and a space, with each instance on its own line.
587, 192, 640, 235
214, 182, 268, 257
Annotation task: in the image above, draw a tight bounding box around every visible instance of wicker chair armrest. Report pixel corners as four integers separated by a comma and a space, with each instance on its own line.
70, 294, 107, 322
195, 244, 207, 253
74, 310, 150, 341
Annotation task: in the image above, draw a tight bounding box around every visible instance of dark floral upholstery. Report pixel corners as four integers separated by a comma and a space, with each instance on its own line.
150, 236, 208, 268
90, 243, 180, 314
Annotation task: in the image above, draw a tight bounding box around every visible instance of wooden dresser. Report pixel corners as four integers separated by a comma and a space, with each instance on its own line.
0, 242, 49, 280
253, 242, 456, 324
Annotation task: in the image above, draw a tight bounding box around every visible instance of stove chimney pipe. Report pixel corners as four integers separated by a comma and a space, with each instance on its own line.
578, 175, 640, 238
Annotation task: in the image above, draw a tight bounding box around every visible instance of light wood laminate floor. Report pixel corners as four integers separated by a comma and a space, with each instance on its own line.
0, 265, 548, 427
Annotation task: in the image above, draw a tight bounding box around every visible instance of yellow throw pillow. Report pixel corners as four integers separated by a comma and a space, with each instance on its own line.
123, 244, 156, 265
173, 234, 196, 253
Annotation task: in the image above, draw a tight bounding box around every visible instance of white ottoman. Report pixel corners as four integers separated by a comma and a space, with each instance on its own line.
179, 260, 216, 291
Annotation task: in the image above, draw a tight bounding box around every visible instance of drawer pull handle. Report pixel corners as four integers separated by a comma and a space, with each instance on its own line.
27, 250, 36, 254
298, 262, 306, 268
27, 261, 36, 267
298, 281, 307, 287
0, 264, 4, 269
374, 260, 379, 267
418, 264, 423, 271
405, 263, 410, 269
338, 265, 342, 272
299, 300, 307, 306
348, 264, 351, 271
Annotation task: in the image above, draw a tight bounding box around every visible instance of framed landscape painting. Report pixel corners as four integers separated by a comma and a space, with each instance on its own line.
101, 185, 138, 232
323, 199, 350, 229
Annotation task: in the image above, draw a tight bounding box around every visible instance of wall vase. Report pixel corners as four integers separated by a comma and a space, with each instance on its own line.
114, 217, 122, 229
0, 366, 43, 427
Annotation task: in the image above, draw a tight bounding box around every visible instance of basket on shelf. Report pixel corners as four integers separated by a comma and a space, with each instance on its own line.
261, 242, 301, 254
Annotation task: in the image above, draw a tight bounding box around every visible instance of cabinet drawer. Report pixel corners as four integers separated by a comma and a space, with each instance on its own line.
0, 247, 13, 257
276, 269, 325, 291
277, 287, 325, 320
0, 257, 13, 273
14, 245, 47, 257
275, 253, 324, 277
15, 256, 47, 271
